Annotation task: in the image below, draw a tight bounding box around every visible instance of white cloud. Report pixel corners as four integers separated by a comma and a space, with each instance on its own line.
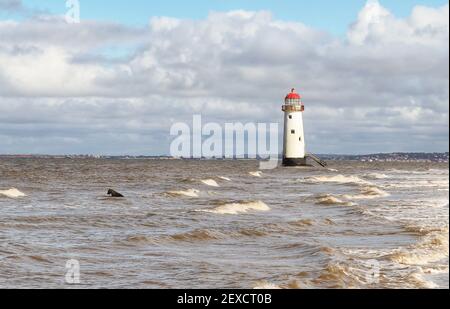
0, 1, 448, 154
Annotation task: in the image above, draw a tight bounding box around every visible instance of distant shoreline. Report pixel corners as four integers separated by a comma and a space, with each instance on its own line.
0, 152, 448, 163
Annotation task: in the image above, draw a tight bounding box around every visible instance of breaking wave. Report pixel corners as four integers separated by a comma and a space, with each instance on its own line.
249, 171, 263, 178
289, 219, 315, 227
314, 262, 367, 288
166, 189, 200, 198
218, 176, 231, 181
253, 281, 282, 289
0, 188, 26, 198
365, 173, 389, 179
404, 225, 449, 236
407, 272, 439, 289
306, 175, 370, 185
198, 201, 270, 215
343, 186, 390, 200
201, 179, 220, 187
387, 230, 449, 266
315, 194, 350, 205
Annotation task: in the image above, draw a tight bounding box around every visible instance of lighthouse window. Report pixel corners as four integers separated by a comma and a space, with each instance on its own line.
289, 115, 292, 119
291, 130, 295, 134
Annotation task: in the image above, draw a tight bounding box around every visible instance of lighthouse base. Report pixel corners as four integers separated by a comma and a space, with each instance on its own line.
282, 157, 308, 167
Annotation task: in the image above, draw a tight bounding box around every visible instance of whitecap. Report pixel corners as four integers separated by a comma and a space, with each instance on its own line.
253, 281, 282, 289
249, 171, 263, 178
166, 189, 200, 198
343, 186, 390, 200
388, 231, 449, 266
201, 179, 220, 187
315, 195, 347, 205
407, 272, 439, 289
199, 201, 270, 215
306, 175, 371, 185
218, 176, 231, 181
365, 173, 390, 179
0, 188, 27, 198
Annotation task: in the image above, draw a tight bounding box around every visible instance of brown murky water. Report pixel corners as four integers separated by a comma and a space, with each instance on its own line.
0, 159, 448, 289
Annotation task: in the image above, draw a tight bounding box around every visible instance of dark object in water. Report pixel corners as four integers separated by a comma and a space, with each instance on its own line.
107, 189, 124, 198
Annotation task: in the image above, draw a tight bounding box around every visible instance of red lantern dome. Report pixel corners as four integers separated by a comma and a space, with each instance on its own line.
282, 88, 304, 112
285, 88, 301, 100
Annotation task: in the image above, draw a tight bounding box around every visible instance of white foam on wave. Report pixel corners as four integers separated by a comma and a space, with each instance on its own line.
420, 265, 449, 275
199, 201, 270, 215
218, 176, 231, 181
343, 186, 391, 200
365, 173, 389, 179
167, 189, 200, 198
201, 179, 220, 187
315, 194, 355, 206
249, 171, 263, 178
388, 230, 449, 266
0, 188, 26, 198
318, 195, 345, 204
407, 272, 440, 289
306, 174, 371, 185
253, 282, 282, 290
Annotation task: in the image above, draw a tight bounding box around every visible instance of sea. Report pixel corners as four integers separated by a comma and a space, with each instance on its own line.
0, 158, 448, 289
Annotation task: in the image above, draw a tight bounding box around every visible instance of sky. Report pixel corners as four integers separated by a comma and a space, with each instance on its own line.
0, 0, 449, 155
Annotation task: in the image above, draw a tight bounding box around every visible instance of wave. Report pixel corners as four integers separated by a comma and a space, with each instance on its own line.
0, 188, 26, 198
387, 231, 449, 266
198, 201, 270, 215
201, 179, 220, 187
166, 189, 200, 198
289, 219, 315, 227
387, 180, 449, 189
404, 225, 449, 236
170, 229, 223, 242
315, 262, 364, 288
125, 235, 158, 245
178, 177, 197, 184
238, 228, 268, 237
306, 175, 370, 185
28, 255, 52, 263
343, 186, 390, 200
315, 194, 350, 206
249, 171, 263, 178
253, 282, 282, 289
128, 227, 268, 245
365, 173, 389, 179
420, 265, 449, 275
218, 176, 231, 181
407, 272, 439, 289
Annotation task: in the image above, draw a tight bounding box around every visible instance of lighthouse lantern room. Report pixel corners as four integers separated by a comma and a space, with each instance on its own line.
282, 88, 307, 166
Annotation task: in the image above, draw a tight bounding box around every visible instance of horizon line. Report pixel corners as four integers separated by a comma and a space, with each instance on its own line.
0, 152, 448, 157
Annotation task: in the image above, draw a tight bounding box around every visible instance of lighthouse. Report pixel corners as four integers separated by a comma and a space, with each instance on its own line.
282, 88, 307, 166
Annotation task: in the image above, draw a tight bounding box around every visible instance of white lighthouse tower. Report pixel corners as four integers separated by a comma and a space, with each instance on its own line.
282, 88, 307, 166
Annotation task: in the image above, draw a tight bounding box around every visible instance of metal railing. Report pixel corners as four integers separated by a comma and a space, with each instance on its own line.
282, 105, 305, 112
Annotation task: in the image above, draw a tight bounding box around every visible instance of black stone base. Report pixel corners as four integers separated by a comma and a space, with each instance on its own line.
282, 157, 308, 167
